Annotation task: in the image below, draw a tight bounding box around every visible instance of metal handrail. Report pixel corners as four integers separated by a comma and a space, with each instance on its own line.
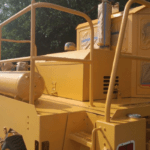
105, 0, 150, 122
121, 54, 150, 61
1, 39, 31, 43
33, 56, 92, 64
0, 0, 94, 106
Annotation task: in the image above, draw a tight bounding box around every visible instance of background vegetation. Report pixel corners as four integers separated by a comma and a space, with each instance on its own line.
0, 0, 147, 59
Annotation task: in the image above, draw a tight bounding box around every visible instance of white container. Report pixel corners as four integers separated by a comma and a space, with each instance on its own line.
97, 0, 112, 48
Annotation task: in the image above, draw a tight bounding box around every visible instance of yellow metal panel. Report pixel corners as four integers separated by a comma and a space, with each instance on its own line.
83, 50, 132, 100
35, 97, 87, 114
131, 14, 138, 97
96, 119, 146, 150
63, 112, 89, 150
0, 95, 69, 150
136, 15, 150, 97
3, 1, 150, 150
137, 15, 150, 57
0, 94, 149, 150
39, 114, 68, 150
0, 95, 40, 150
137, 6, 150, 13
69, 132, 92, 148
76, 5, 150, 102
77, 14, 133, 53
76, 5, 146, 30
36, 49, 132, 101
63, 111, 104, 150
36, 61, 84, 100
44, 49, 89, 59
37, 95, 150, 121
112, 104, 150, 120
78, 24, 99, 50
137, 60, 150, 96
37, 95, 118, 117
111, 15, 131, 54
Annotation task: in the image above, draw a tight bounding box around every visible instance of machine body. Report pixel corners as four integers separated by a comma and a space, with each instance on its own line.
0, 0, 150, 150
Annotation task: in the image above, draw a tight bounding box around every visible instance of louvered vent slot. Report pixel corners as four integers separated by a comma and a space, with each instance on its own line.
103, 76, 119, 94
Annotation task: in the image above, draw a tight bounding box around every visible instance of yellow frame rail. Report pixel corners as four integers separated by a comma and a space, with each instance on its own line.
0, 0, 94, 105
1, 39, 31, 43
105, 0, 150, 122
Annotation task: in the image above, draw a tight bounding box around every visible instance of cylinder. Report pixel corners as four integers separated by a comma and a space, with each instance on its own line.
97, 0, 112, 48
0, 71, 45, 101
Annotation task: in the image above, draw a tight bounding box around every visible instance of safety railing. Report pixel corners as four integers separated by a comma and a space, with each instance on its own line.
105, 0, 150, 122
0, 0, 94, 105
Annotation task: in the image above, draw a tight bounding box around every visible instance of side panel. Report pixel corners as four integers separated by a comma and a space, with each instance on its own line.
77, 24, 99, 50
36, 62, 84, 101
83, 50, 132, 100
76, 15, 133, 54
0, 95, 40, 150
96, 119, 146, 150
131, 14, 138, 97
63, 112, 89, 150
63, 112, 104, 150
39, 114, 68, 150
111, 15, 131, 53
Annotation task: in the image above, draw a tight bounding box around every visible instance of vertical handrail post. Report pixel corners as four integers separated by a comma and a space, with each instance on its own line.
34, 45, 37, 56
89, 25, 94, 107
30, 0, 36, 104
91, 126, 102, 150
105, 0, 135, 122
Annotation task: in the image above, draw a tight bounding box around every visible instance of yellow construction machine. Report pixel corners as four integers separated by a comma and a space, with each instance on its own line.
1, 0, 150, 149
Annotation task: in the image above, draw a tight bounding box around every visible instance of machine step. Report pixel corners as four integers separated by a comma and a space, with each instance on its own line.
69, 131, 92, 148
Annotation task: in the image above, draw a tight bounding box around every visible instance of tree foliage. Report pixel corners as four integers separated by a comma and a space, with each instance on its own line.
0, 0, 100, 59
0, 0, 149, 59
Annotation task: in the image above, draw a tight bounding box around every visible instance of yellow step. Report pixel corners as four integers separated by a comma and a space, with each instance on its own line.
69, 131, 92, 148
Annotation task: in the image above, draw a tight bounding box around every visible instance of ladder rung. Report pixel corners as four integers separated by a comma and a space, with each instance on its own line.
69, 131, 92, 148
121, 54, 150, 61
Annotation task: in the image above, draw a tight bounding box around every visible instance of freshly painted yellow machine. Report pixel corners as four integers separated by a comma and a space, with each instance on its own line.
1, 0, 150, 150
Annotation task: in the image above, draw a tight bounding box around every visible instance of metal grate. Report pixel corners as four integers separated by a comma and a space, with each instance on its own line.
103, 76, 119, 94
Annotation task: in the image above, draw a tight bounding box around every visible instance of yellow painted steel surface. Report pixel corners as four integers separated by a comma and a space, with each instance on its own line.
35, 4, 150, 102
0, 95, 68, 150
96, 119, 146, 150
1, 0, 150, 149
0, 72, 44, 101
35, 95, 150, 150
1, 93, 150, 149
36, 49, 132, 101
